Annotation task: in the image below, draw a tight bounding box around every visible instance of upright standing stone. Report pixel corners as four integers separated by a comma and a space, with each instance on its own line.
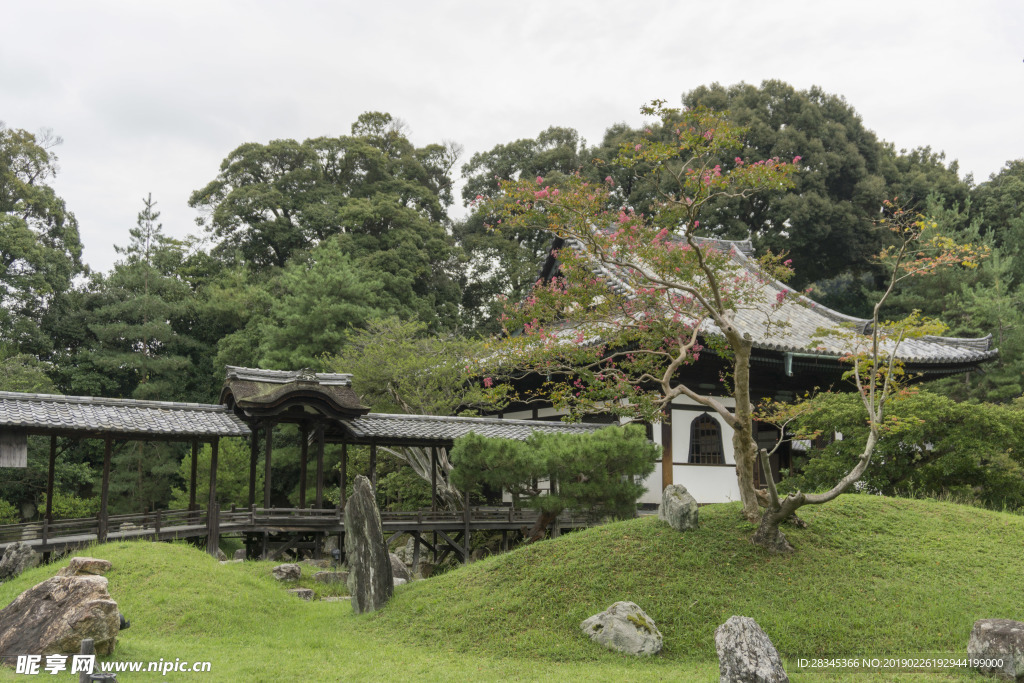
659, 484, 699, 531
344, 475, 393, 613
715, 616, 788, 683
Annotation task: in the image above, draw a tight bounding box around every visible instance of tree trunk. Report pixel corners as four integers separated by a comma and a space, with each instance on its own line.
751, 509, 794, 553
730, 339, 762, 522
526, 509, 560, 543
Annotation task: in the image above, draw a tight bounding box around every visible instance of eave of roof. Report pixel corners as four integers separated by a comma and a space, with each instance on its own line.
557, 235, 996, 367
0, 391, 251, 439
333, 412, 607, 446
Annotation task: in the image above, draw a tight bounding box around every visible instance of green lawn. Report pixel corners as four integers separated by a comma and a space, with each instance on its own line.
1, 495, 1017, 681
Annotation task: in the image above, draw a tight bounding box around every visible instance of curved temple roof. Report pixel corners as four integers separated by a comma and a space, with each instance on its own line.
553, 236, 996, 368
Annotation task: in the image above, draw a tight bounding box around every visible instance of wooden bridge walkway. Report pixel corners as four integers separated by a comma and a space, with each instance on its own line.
0, 506, 598, 562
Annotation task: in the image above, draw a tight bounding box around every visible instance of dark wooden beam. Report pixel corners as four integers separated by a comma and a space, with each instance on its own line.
207, 438, 220, 557
248, 428, 259, 508
298, 424, 308, 509
263, 424, 274, 509
463, 485, 471, 564
661, 417, 673, 490
44, 435, 56, 524
189, 441, 198, 511
339, 443, 347, 511
98, 438, 112, 543
314, 423, 325, 509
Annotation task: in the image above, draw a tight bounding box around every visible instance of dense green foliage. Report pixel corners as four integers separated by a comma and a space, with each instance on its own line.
786, 389, 1024, 509
450, 425, 659, 519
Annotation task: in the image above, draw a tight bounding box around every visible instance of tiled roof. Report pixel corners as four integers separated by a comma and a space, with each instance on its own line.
0, 391, 251, 438
571, 236, 996, 366
224, 366, 353, 386
338, 413, 606, 444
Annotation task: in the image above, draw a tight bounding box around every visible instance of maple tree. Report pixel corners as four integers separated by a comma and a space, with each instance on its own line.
474, 100, 984, 551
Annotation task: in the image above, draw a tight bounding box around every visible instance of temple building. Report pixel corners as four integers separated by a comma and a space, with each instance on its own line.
491, 237, 997, 505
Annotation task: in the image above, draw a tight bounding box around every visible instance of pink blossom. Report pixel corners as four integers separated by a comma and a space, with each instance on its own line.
792, 156, 802, 163
776, 291, 786, 304
536, 176, 544, 184
483, 377, 494, 388
605, 176, 614, 185
634, 144, 642, 151
784, 259, 793, 266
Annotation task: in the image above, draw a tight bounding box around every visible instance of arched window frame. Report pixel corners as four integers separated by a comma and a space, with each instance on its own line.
688, 413, 724, 465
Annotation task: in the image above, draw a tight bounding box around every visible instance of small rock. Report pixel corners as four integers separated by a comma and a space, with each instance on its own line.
302, 559, 330, 569
580, 601, 663, 656
390, 553, 411, 582
272, 564, 301, 581
314, 571, 348, 584
58, 558, 112, 577
715, 616, 788, 683
215, 548, 227, 561
968, 619, 1024, 680
0, 574, 120, 656
0, 542, 40, 581
659, 484, 699, 531
394, 578, 407, 587
320, 596, 350, 602
287, 588, 313, 601
233, 548, 247, 561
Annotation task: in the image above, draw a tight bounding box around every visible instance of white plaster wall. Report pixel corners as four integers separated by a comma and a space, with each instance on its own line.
673, 465, 741, 504
666, 395, 739, 504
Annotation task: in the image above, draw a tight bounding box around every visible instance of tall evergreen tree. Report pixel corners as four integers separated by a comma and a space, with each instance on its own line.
0, 125, 84, 356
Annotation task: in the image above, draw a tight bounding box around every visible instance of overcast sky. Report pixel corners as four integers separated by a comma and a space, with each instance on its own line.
3, 0, 1022, 274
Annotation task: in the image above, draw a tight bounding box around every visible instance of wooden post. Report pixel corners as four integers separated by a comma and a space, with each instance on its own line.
314, 424, 325, 509
248, 428, 259, 508
369, 443, 377, 490
155, 508, 162, 537
263, 424, 273, 509
463, 485, 471, 564
339, 443, 348, 510
298, 424, 308, 509
430, 446, 438, 512
661, 418, 673, 490
45, 435, 56, 524
78, 638, 95, 683
207, 438, 220, 557
98, 438, 112, 543
189, 440, 198, 511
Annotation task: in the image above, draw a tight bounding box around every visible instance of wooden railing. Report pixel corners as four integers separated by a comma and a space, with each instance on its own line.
0, 504, 599, 549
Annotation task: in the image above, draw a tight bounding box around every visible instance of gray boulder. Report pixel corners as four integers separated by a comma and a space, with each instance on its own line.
58, 557, 112, 577
0, 541, 39, 581
314, 571, 348, 584
968, 619, 1024, 680
659, 484, 699, 531
344, 475, 393, 614
390, 553, 411, 583
580, 601, 662, 656
271, 564, 301, 581
0, 574, 120, 657
233, 548, 247, 561
715, 616, 788, 683
287, 588, 314, 601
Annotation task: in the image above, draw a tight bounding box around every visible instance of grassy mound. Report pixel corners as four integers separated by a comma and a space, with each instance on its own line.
1, 495, 1016, 681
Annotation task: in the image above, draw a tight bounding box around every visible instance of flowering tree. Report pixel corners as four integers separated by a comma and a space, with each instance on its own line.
475, 101, 984, 552
475, 102, 799, 525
